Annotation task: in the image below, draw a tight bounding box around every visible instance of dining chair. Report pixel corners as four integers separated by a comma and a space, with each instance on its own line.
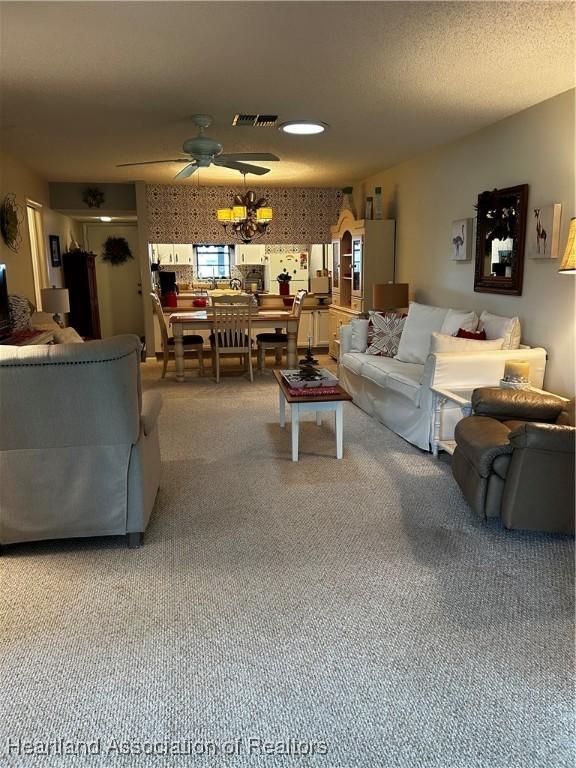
209, 295, 254, 383
256, 289, 307, 371
150, 292, 204, 378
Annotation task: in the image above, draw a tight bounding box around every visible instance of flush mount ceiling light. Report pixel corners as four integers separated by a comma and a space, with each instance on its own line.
278, 120, 327, 135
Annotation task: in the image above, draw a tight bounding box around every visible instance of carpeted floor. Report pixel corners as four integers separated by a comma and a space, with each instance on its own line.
1, 360, 573, 767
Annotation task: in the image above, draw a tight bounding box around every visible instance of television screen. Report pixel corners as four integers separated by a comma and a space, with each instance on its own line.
0, 264, 10, 338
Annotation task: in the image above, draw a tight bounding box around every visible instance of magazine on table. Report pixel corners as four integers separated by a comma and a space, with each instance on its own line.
281, 368, 339, 389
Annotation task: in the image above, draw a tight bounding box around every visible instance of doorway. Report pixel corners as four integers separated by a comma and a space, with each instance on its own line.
84, 223, 144, 338
26, 202, 48, 307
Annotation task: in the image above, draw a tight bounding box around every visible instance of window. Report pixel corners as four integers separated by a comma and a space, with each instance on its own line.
195, 245, 232, 279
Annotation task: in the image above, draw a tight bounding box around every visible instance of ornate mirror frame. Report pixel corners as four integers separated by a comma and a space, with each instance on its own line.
474, 184, 528, 296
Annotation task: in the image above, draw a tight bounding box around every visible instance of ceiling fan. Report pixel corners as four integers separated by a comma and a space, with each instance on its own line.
117, 114, 280, 180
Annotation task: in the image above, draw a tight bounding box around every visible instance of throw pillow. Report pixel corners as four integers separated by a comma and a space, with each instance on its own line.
349, 318, 369, 352
366, 312, 406, 357
7, 295, 33, 331
395, 302, 449, 364
479, 311, 521, 350
430, 332, 505, 353
456, 328, 487, 340
53, 327, 84, 344
440, 309, 478, 336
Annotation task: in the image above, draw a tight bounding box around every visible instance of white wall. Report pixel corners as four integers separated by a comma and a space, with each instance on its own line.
0, 150, 83, 300
0, 151, 49, 298
42, 208, 83, 288
357, 89, 575, 396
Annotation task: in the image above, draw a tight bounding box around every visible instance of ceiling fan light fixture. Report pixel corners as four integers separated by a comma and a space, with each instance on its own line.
279, 120, 327, 135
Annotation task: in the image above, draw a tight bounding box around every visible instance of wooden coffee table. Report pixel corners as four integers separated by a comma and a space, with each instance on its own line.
273, 370, 352, 462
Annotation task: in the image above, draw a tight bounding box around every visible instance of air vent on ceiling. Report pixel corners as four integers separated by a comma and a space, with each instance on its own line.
232, 114, 278, 127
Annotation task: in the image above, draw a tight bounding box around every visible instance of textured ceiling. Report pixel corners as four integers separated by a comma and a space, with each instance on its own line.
0, 1, 574, 187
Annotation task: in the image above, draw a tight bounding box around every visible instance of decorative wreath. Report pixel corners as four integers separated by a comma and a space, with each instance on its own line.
102, 236, 133, 266
0, 193, 24, 252
82, 187, 105, 208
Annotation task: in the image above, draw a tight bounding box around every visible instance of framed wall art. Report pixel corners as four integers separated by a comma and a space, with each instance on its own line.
450, 218, 472, 261
49, 234, 61, 267
527, 204, 562, 259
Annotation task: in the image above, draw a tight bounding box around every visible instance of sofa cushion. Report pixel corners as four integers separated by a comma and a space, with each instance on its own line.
366, 311, 406, 357
440, 309, 478, 336
479, 311, 521, 350
53, 327, 84, 344
360, 356, 424, 395
395, 302, 449, 364
457, 328, 487, 340
386, 371, 422, 406
430, 332, 505, 353
340, 352, 374, 376
350, 318, 369, 352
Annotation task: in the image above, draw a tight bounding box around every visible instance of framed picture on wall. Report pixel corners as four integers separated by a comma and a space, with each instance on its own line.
527, 204, 562, 259
450, 218, 472, 261
49, 235, 61, 267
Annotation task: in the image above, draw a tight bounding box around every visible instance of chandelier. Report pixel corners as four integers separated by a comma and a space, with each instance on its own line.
216, 190, 273, 243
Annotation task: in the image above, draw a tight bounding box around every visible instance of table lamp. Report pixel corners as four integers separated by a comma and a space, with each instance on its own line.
372, 283, 409, 311
559, 217, 576, 274
41, 287, 70, 327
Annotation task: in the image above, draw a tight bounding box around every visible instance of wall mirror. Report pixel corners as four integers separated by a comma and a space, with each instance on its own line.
474, 184, 528, 296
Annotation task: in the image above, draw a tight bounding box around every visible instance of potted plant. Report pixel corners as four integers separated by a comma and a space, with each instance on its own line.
277, 271, 292, 296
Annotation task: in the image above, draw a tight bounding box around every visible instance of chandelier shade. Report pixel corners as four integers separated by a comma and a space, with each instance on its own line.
216, 191, 273, 243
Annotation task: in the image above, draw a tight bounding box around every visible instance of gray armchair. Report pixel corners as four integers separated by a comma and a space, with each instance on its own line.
0, 335, 162, 549
452, 388, 575, 534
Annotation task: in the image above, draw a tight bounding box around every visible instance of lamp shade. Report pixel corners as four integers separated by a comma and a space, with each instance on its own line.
232, 205, 247, 222
559, 217, 576, 274
256, 207, 273, 223
372, 283, 409, 310
41, 287, 70, 314
216, 208, 233, 222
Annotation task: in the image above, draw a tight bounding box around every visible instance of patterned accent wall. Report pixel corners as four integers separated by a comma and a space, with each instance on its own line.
146, 185, 342, 244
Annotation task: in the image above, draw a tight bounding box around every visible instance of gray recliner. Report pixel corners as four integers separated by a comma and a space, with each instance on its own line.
0, 335, 162, 549
452, 388, 575, 534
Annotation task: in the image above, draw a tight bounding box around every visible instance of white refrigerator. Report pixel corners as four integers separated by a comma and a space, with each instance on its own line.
264, 252, 309, 294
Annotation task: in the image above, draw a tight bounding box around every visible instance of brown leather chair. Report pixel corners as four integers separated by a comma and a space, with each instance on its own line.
452, 388, 575, 534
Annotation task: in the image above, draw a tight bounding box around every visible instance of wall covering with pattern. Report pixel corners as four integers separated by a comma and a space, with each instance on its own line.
146, 185, 342, 244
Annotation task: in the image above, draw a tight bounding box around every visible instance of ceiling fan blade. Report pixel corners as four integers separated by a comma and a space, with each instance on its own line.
116, 159, 189, 167
174, 162, 199, 180
218, 153, 280, 162
215, 159, 270, 175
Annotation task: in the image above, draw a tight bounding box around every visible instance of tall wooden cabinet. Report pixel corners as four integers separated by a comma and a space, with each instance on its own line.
63, 251, 101, 339
329, 210, 395, 358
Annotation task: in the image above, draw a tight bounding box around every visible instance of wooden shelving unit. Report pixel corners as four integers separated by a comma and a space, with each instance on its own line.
328, 209, 395, 358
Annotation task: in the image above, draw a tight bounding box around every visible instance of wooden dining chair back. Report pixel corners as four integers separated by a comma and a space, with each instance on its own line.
257, 290, 307, 371
209, 296, 254, 383
150, 292, 204, 378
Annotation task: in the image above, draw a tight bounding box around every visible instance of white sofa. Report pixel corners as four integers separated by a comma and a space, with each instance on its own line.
339, 305, 547, 452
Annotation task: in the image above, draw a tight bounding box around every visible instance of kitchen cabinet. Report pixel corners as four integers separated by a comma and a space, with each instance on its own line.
297, 311, 314, 346
297, 309, 330, 349
156, 244, 194, 266
235, 244, 265, 265
314, 309, 330, 346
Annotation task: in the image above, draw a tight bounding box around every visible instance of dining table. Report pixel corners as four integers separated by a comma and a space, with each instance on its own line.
169, 309, 299, 382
